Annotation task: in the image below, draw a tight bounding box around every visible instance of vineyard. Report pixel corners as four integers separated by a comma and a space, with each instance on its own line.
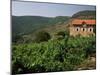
12, 36, 96, 74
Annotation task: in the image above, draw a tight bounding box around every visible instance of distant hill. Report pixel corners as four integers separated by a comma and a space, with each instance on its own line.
12, 16, 51, 36
12, 10, 96, 43
72, 10, 96, 19
12, 16, 70, 37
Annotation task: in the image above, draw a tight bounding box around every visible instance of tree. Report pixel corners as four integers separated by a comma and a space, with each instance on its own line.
35, 31, 51, 43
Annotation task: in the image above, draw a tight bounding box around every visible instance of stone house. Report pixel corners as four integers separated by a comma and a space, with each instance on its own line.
69, 19, 96, 37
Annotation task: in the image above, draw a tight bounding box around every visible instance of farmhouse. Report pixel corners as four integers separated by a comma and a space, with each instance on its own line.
69, 19, 96, 37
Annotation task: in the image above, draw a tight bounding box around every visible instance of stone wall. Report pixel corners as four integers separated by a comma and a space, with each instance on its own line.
69, 25, 95, 37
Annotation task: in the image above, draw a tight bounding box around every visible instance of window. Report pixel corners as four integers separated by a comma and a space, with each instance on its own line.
83, 28, 87, 32
90, 28, 92, 32
83, 28, 85, 31
89, 28, 93, 32
77, 28, 78, 31
76, 27, 80, 31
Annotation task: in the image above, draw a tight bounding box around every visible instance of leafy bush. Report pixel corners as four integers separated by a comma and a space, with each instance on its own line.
12, 36, 96, 74
35, 31, 51, 43
56, 31, 66, 37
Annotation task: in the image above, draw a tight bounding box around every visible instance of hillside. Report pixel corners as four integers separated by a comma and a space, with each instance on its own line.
12, 10, 96, 37
12, 16, 51, 36
12, 16, 70, 36
72, 10, 96, 19
12, 10, 96, 43
12, 9, 96, 74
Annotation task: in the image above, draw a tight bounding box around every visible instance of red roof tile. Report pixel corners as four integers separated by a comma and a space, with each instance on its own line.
72, 19, 96, 25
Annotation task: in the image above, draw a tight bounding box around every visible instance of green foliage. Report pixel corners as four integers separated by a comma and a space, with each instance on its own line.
12, 16, 51, 35
12, 36, 96, 74
48, 16, 70, 25
55, 31, 69, 41
12, 16, 70, 37
12, 34, 24, 43
56, 31, 66, 37
34, 31, 51, 43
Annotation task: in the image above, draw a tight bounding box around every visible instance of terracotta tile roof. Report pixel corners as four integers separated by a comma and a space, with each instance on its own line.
72, 19, 96, 25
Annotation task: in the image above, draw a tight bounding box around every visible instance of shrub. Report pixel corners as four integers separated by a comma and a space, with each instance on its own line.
56, 31, 66, 37
12, 36, 96, 74
35, 31, 51, 43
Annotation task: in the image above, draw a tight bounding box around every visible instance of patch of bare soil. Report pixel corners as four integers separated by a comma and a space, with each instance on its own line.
77, 56, 96, 70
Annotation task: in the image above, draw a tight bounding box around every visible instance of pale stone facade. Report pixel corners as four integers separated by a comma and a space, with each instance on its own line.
69, 19, 96, 37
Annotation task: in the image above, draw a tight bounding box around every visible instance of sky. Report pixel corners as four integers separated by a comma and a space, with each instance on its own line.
12, 1, 96, 17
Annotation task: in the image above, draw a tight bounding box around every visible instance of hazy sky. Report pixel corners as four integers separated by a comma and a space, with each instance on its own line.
12, 1, 96, 17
